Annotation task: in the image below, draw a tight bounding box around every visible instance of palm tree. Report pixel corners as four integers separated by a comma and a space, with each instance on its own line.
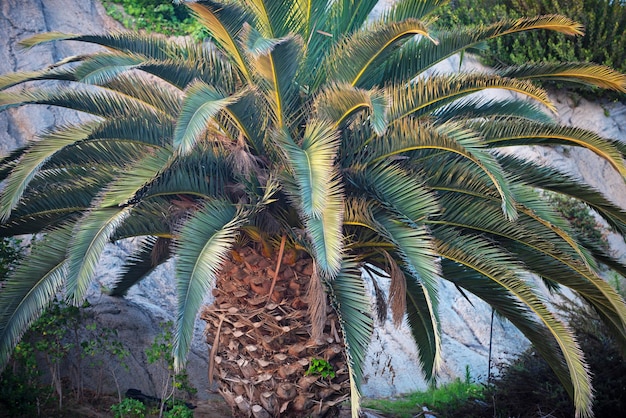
1, 0, 626, 416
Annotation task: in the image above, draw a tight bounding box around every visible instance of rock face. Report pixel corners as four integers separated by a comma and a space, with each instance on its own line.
2, 0, 626, 401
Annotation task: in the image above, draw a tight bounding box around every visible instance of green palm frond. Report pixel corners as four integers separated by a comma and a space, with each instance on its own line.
313, 83, 388, 135
73, 53, 145, 85
102, 75, 183, 115
66, 207, 132, 305
328, 257, 374, 418
0, 122, 97, 221
99, 147, 173, 207
19, 31, 174, 61
0, 225, 72, 370
388, 74, 555, 121
174, 81, 243, 155
495, 62, 626, 92
279, 121, 339, 217
500, 155, 626, 234
243, 0, 301, 38
431, 97, 553, 124
440, 259, 583, 411
243, 29, 302, 127
435, 229, 593, 417
380, 0, 447, 23
480, 120, 626, 178
349, 162, 439, 224
326, 0, 379, 37
404, 267, 441, 381
321, 19, 432, 88
173, 199, 247, 370
0, 67, 76, 91
0, 168, 112, 236
187, 1, 252, 80
110, 236, 171, 297
0, 86, 168, 120
303, 176, 344, 276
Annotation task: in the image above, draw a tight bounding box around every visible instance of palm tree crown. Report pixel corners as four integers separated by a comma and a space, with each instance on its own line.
1, 0, 626, 416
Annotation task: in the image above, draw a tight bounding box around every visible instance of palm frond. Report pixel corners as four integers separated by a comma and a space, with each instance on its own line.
313, 83, 388, 135
0, 86, 168, 120
0, 68, 76, 91
322, 19, 432, 88
66, 207, 132, 305
0, 225, 72, 371
100, 147, 173, 207
382, 14, 583, 85
328, 257, 374, 418
388, 73, 555, 121
19, 31, 174, 61
188, 0, 252, 80
496, 62, 626, 93
431, 97, 553, 124
243, 29, 302, 127
380, 0, 447, 23
480, 120, 626, 178
174, 81, 243, 155
404, 266, 441, 380
0, 122, 98, 221
110, 236, 171, 297
173, 199, 247, 370
73, 53, 144, 85
501, 154, 626, 234
435, 229, 593, 417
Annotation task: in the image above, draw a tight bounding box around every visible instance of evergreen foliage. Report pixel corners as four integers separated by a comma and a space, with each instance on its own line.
438, 0, 626, 80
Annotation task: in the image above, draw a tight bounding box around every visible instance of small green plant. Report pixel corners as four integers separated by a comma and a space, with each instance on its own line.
146, 322, 197, 417
305, 357, 336, 379
111, 397, 147, 418
81, 322, 131, 401
163, 403, 195, 418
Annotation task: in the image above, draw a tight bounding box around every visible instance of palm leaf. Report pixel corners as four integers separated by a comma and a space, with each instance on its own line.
174, 81, 243, 155
173, 199, 247, 370
110, 236, 171, 297
435, 230, 593, 417
73, 53, 145, 85
480, 120, 626, 178
496, 62, 626, 93
404, 267, 441, 380
66, 207, 132, 305
322, 19, 432, 88
0, 225, 72, 371
188, 0, 252, 80
313, 83, 388, 135
0, 122, 98, 221
327, 257, 374, 418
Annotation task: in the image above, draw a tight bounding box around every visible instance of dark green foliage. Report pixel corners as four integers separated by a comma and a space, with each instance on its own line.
0, 238, 22, 279
549, 193, 609, 251
438, 0, 626, 84
103, 0, 205, 38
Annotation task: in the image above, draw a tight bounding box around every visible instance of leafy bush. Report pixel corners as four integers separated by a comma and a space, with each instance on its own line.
438, 0, 626, 84
102, 0, 205, 38
111, 397, 147, 418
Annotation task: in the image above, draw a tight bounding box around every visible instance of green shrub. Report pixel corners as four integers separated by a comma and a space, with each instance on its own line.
103, 0, 205, 39
111, 397, 147, 418
438, 0, 626, 94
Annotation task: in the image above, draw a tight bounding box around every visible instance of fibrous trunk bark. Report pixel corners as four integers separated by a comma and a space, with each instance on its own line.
201, 246, 350, 417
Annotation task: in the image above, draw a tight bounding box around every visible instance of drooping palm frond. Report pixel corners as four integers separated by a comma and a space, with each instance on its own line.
328, 257, 374, 418
173, 199, 248, 369
0, 225, 72, 369
109, 236, 171, 297
435, 229, 593, 416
